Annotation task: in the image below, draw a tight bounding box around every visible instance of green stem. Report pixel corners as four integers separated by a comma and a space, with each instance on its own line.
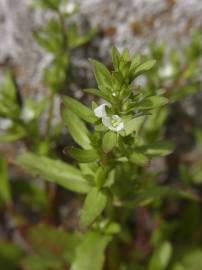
106, 197, 120, 270
45, 92, 55, 138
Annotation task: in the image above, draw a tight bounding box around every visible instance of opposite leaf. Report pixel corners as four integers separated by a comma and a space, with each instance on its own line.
63, 96, 96, 124
102, 131, 117, 153
61, 106, 91, 149
16, 152, 90, 194
71, 231, 111, 270
80, 187, 107, 228
67, 147, 99, 163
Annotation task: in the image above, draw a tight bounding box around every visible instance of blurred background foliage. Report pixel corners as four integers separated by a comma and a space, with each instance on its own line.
1, 0, 202, 269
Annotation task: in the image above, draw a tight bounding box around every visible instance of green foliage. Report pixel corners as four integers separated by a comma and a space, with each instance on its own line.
16, 152, 90, 193
0, 242, 23, 270
61, 106, 91, 148
80, 187, 107, 228
149, 242, 172, 270
1, 6, 202, 267
71, 231, 111, 270
0, 156, 11, 205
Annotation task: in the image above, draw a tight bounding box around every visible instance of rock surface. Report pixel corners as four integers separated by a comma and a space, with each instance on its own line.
0, 0, 202, 86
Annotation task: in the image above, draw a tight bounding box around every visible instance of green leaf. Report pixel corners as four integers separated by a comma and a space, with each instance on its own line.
16, 152, 90, 194
0, 71, 20, 118
135, 59, 156, 75
71, 231, 111, 270
63, 96, 96, 123
144, 141, 173, 157
129, 151, 149, 166
191, 163, 202, 184
139, 96, 168, 109
0, 242, 23, 270
80, 187, 107, 227
0, 156, 11, 205
66, 147, 99, 163
102, 131, 117, 153
61, 106, 91, 149
90, 59, 112, 89
84, 88, 109, 100
123, 116, 144, 136
149, 242, 172, 270
0, 125, 26, 143
112, 47, 121, 70
172, 248, 202, 270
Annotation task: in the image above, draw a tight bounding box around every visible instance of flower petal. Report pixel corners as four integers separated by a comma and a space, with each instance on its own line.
102, 115, 124, 132
94, 103, 108, 118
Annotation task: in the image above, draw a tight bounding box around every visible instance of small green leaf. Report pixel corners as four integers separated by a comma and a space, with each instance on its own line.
66, 147, 99, 163
135, 59, 156, 75
80, 187, 107, 227
112, 47, 121, 70
95, 167, 107, 188
61, 106, 91, 149
16, 152, 90, 194
0, 124, 26, 143
102, 131, 117, 153
90, 59, 112, 89
129, 151, 149, 166
0, 156, 11, 205
0, 242, 23, 270
149, 242, 172, 270
63, 96, 96, 124
84, 88, 109, 100
71, 231, 111, 270
139, 96, 168, 109
145, 142, 173, 157
123, 116, 144, 136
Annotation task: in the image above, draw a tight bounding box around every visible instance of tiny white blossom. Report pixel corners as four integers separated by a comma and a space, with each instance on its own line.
20, 107, 35, 122
60, 2, 76, 14
159, 64, 173, 78
102, 115, 124, 132
94, 103, 124, 132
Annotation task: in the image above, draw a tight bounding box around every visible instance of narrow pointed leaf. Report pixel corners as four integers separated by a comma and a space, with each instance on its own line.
66, 147, 99, 163
0, 156, 11, 204
90, 59, 112, 89
71, 231, 111, 270
61, 106, 91, 149
139, 96, 168, 109
129, 151, 149, 166
145, 142, 174, 157
63, 96, 96, 124
16, 152, 90, 193
80, 187, 107, 227
135, 59, 156, 75
102, 131, 117, 153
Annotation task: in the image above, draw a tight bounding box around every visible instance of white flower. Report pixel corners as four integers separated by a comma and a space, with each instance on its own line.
159, 64, 173, 78
94, 103, 124, 132
20, 107, 35, 122
103, 115, 124, 131
60, 2, 76, 14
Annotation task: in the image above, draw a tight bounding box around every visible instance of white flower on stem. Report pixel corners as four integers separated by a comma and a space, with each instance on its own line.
103, 115, 124, 132
94, 103, 124, 132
